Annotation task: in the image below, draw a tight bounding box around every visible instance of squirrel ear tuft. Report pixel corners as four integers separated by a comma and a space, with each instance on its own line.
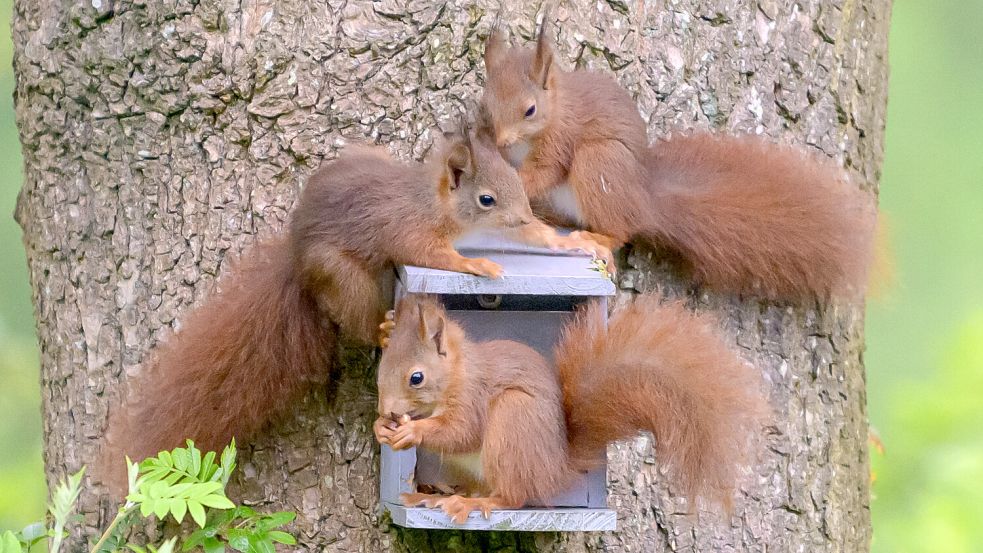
531, 13, 555, 89
484, 21, 507, 69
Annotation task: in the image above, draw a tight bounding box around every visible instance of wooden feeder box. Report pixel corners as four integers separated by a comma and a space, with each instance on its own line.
380, 230, 617, 531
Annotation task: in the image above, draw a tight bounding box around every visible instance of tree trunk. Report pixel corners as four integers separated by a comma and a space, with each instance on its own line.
12, 0, 889, 551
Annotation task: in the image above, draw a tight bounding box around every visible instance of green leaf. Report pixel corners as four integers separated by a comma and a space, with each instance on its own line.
170, 498, 187, 524
202, 537, 225, 553
190, 448, 202, 477
173, 448, 189, 472
126, 458, 141, 495
189, 482, 223, 497
19, 523, 45, 544
249, 537, 274, 553
266, 531, 296, 546
225, 529, 249, 553
155, 537, 179, 553
148, 480, 168, 500
1, 531, 23, 553
140, 500, 155, 518
182, 525, 224, 552
158, 451, 173, 468
153, 498, 170, 520
163, 472, 183, 486
126, 544, 148, 553
199, 452, 216, 480
206, 509, 237, 529
197, 495, 235, 510
257, 512, 294, 530
219, 442, 236, 486
48, 467, 85, 524
187, 500, 207, 528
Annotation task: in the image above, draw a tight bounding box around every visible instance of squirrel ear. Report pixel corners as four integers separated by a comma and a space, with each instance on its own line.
416, 301, 447, 357
484, 23, 507, 69
443, 131, 473, 192
531, 14, 555, 89
431, 314, 447, 357
416, 302, 429, 342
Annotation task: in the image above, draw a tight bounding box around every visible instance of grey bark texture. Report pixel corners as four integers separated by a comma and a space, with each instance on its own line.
12, 0, 889, 551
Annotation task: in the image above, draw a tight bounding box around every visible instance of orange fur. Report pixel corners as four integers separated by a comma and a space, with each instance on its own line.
644, 133, 878, 299
479, 20, 878, 299
555, 295, 767, 509
100, 127, 562, 492
374, 295, 766, 521
103, 239, 333, 469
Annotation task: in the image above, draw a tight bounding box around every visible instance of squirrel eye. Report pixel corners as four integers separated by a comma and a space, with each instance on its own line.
409, 371, 425, 387
478, 194, 496, 209
524, 104, 536, 118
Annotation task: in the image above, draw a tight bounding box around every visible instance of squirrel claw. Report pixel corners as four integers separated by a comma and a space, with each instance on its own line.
434, 495, 500, 524
564, 232, 617, 275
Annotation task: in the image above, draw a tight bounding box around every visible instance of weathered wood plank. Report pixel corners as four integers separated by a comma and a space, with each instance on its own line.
385, 504, 617, 532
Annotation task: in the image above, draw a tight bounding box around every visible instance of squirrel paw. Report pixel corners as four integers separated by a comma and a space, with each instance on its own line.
389, 419, 424, 450
377, 310, 396, 348
373, 416, 398, 445
553, 234, 616, 275
461, 257, 503, 279
400, 492, 447, 509
434, 495, 504, 524
569, 230, 621, 252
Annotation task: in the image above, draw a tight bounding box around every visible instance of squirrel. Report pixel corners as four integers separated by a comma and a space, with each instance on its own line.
373, 294, 766, 523
477, 19, 878, 300
100, 125, 610, 488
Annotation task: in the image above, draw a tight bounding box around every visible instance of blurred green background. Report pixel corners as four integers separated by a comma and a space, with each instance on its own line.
0, 1, 980, 550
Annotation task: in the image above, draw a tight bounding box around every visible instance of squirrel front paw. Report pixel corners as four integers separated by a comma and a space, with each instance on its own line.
461, 257, 503, 279
551, 234, 616, 274
389, 419, 425, 450
373, 416, 398, 445
377, 310, 396, 348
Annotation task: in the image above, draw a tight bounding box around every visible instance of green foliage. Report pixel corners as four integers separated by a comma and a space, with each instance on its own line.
46, 468, 85, 553
128, 441, 237, 528
0, 0, 981, 552
864, 1, 983, 552
182, 508, 296, 553
0, 442, 296, 553
126, 537, 178, 553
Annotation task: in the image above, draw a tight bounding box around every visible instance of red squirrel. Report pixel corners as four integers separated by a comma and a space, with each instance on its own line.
478, 20, 877, 300
374, 295, 766, 523
101, 126, 608, 486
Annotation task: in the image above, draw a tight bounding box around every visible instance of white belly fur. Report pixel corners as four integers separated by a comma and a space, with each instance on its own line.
547, 183, 585, 225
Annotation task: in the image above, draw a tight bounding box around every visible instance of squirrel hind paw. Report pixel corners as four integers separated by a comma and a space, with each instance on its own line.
435, 495, 510, 524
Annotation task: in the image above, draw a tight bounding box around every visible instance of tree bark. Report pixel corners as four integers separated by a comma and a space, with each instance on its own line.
12, 0, 889, 551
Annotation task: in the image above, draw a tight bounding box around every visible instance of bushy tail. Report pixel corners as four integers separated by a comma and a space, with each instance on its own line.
644, 133, 878, 300
555, 295, 766, 509
101, 237, 334, 488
